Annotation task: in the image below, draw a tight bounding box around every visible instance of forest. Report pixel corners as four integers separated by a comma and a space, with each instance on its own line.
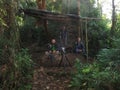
0, 0, 120, 90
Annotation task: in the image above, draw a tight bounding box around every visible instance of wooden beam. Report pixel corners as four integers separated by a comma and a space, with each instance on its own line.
22, 9, 102, 21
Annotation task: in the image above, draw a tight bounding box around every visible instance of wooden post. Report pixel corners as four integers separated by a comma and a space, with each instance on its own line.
85, 20, 88, 61
80, 20, 83, 41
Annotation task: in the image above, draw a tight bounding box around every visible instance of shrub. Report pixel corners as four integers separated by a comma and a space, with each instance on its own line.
70, 58, 120, 90
71, 39, 120, 89
0, 48, 33, 90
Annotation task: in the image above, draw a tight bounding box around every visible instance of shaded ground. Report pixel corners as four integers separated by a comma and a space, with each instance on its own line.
28, 43, 89, 90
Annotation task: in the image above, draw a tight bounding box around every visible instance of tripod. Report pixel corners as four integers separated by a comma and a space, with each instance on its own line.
58, 47, 72, 67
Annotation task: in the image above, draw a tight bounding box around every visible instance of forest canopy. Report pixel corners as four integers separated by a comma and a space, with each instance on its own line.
0, 0, 120, 90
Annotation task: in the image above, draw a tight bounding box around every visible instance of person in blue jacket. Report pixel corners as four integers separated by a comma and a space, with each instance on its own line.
74, 37, 86, 57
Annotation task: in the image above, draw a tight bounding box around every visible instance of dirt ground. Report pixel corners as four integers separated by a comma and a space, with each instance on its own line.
28, 44, 89, 90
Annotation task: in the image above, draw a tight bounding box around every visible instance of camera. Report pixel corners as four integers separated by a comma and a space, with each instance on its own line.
61, 47, 66, 53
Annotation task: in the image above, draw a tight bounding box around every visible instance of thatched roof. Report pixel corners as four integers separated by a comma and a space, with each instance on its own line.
21, 9, 101, 21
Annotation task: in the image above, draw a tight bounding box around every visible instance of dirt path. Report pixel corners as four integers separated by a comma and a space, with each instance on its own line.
28, 44, 87, 90
32, 67, 72, 90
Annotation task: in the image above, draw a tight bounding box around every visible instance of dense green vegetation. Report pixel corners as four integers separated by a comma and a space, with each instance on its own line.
71, 43, 120, 89
0, 0, 33, 90
0, 0, 120, 90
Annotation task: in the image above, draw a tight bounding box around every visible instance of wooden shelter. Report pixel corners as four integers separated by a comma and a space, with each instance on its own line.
21, 8, 101, 61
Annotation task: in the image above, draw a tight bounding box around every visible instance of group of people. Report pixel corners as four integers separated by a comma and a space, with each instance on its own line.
45, 26, 86, 61
45, 38, 86, 61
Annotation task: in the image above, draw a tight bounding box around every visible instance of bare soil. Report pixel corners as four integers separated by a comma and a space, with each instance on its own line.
28, 44, 89, 90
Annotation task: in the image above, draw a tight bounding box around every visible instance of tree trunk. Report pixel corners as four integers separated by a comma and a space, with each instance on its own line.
111, 0, 116, 35
77, 0, 81, 37
2, 0, 20, 89
36, 0, 50, 40
36, 0, 46, 9
3, 0, 19, 60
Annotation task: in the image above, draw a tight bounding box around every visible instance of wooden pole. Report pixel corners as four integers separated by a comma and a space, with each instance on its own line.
80, 20, 83, 41
85, 20, 88, 61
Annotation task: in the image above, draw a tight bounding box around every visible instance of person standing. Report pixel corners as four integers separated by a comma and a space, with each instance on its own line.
60, 26, 68, 46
